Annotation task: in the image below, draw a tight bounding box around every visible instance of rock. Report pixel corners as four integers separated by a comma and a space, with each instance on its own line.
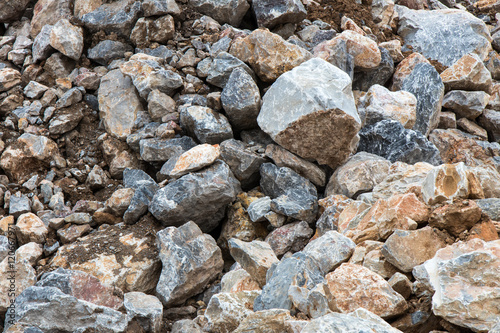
257, 58, 360, 168
189, 0, 250, 26
30, 0, 73, 38
158, 144, 220, 180
36, 268, 123, 309
315, 195, 354, 237
352, 47, 394, 91
358, 120, 442, 166
75, 71, 100, 90
396, 7, 492, 67
15, 213, 48, 245
1, 253, 36, 316
204, 291, 260, 333
220, 268, 261, 293
358, 84, 416, 128
230, 29, 312, 82
442, 90, 489, 120
457, 117, 488, 140
388, 272, 412, 300
438, 111, 457, 129
124, 292, 163, 333
326, 152, 391, 198
87, 40, 133, 66
179, 105, 233, 144
9, 196, 31, 218
98, 69, 144, 140
478, 109, 500, 142
228, 238, 279, 287
325, 263, 407, 318
49, 19, 84, 60
5, 286, 128, 332
379, 40, 404, 63
0, 0, 31, 23
362, 248, 399, 279
421, 162, 470, 205
86, 165, 108, 190
57, 224, 92, 244
106, 188, 135, 217
49, 222, 161, 293
0, 68, 21, 92
475, 198, 500, 220
254, 252, 324, 311
401, 62, 445, 136
440, 53, 492, 93
0, 236, 9, 262
288, 283, 331, 319
302, 231, 356, 274
139, 137, 196, 163
414, 239, 500, 332
265, 221, 313, 257
428, 200, 482, 236
252, 0, 307, 28
130, 15, 175, 46
260, 163, 318, 222
313, 38, 354, 79
149, 160, 241, 232
122, 168, 160, 224
147, 90, 176, 122
206, 52, 255, 88
391, 52, 430, 91
24, 81, 49, 99
49, 104, 85, 135
142, 0, 181, 17
330, 30, 382, 69
156, 221, 223, 307
381, 227, 447, 272
221, 67, 261, 131
171, 319, 204, 333
32, 24, 54, 62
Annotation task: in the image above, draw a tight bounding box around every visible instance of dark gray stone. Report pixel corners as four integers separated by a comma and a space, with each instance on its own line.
401, 62, 444, 137
252, 0, 307, 29
126, 122, 160, 152
149, 160, 241, 232
88, 40, 133, 66
123, 169, 160, 224
142, 0, 181, 17
139, 137, 196, 163
9, 195, 31, 218
253, 252, 324, 311
353, 47, 394, 91
358, 119, 442, 166
260, 163, 318, 223
32, 25, 54, 63
189, 0, 250, 26
221, 67, 261, 131
478, 109, 500, 142
475, 198, 500, 221
136, 45, 174, 60
206, 52, 255, 88
179, 105, 233, 144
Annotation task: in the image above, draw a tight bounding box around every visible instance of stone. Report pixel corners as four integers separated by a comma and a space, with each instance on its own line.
86, 165, 108, 190
0, 0, 31, 23
265, 144, 326, 187
49, 105, 85, 135
252, 0, 307, 28
23, 81, 49, 99
0, 255, 36, 315
30, 0, 73, 38
130, 15, 175, 46
315, 196, 354, 237
142, 0, 181, 17
254, 252, 324, 311
289, 283, 331, 319
396, 7, 492, 67
235, 309, 294, 332
428, 200, 482, 236
0, 236, 9, 262
139, 137, 196, 163
171, 319, 203, 333
49, 222, 161, 293
457, 118, 488, 140
260, 163, 318, 223
43, 52, 76, 79
0, 68, 21, 92
478, 109, 500, 142
220, 269, 261, 293
421, 162, 470, 205
204, 291, 260, 333
81, 0, 142, 37
391, 52, 430, 91
228, 238, 279, 287
331, 30, 382, 69
179, 105, 233, 144
124, 292, 163, 333
362, 249, 399, 279
55, 88, 83, 109
106, 188, 135, 217
57, 224, 92, 244
265, 221, 313, 257
230, 29, 312, 82
206, 52, 255, 88
87, 40, 133, 66
156, 221, 223, 307
379, 40, 404, 63
221, 68, 261, 131
442, 90, 489, 120
358, 120, 442, 166
325, 263, 408, 318
149, 160, 241, 232
158, 144, 220, 180
32, 24, 54, 62
14, 243, 42, 267
49, 19, 84, 61
257, 58, 360, 168
15, 213, 48, 245
98, 69, 145, 140
64, 212, 91, 225
326, 152, 391, 198
4, 286, 128, 332
247, 196, 272, 223
388, 273, 412, 300
440, 53, 493, 93
475, 198, 500, 221
75, 71, 101, 90
358, 84, 416, 128
313, 38, 354, 79
414, 239, 500, 332
467, 219, 499, 242
381, 227, 447, 272
147, 90, 176, 122
352, 47, 395, 91
9, 196, 31, 218
36, 268, 123, 309
122, 168, 160, 224
189, 0, 250, 26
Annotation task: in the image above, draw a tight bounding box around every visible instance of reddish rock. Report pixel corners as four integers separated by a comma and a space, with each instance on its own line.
57, 224, 92, 244
429, 200, 482, 236
440, 53, 492, 93
466, 219, 499, 241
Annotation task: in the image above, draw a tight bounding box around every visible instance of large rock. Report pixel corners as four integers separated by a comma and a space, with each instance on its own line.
428, 200, 482, 236
49, 19, 84, 60
130, 15, 175, 46
15, 213, 48, 245
206, 52, 255, 88
257, 58, 361, 168
98, 69, 144, 140
421, 162, 470, 205
414, 239, 500, 332
252, 0, 307, 28
0, 0, 31, 23
149, 160, 241, 232
230, 29, 312, 82
478, 109, 500, 142
396, 7, 492, 67
233, 309, 293, 333
440, 53, 493, 93
30, 0, 73, 38
352, 47, 395, 91
358, 120, 442, 166
124, 292, 163, 333
139, 137, 196, 163
189, 0, 250, 26
156, 221, 223, 307
122, 169, 160, 224
0, 256, 36, 315
391, 52, 430, 91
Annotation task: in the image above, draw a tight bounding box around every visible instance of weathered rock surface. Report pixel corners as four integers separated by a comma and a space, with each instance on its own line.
189, 0, 250, 26
180, 105, 233, 144
440, 53, 493, 93
265, 221, 314, 256
303, 231, 356, 274
158, 144, 219, 180
49, 19, 84, 61
252, 0, 307, 28
442, 90, 490, 120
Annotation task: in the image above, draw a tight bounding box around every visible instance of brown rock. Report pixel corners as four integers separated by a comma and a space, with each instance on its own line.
429, 200, 482, 236
220, 269, 261, 293
130, 15, 175, 47
440, 53, 492, 93
15, 213, 48, 245
265, 221, 313, 257
0, 68, 21, 92
31, 0, 73, 38
330, 30, 382, 69
392, 53, 430, 91
466, 219, 499, 241
57, 224, 92, 244
437, 111, 457, 129
456, 118, 488, 140
105, 188, 135, 217
0, 255, 36, 314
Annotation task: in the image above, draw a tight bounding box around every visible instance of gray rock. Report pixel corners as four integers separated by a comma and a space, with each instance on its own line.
475, 198, 500, 221
358, 119, 442, 166
5, 286, 128, 332
206, 52, 255, 88
253, 252, 324, 311
130, 16, 175, 46
401, 62, 444, 137
179, 105, 233, 144
485, 51, 500, 80
352, 47, 394, 91
88, 40, 133, 66
0, 0, 31, 23
221, 67, 261, 131
155, 221, 223, 307
49, 19, 84, 61
86, 165, 108, 190
55, 88, 83, 109
442, 90, 489, 120
265, 221, 314, 256
81, 0, 143, 38
124, 292, 163, 333
289, 284, 331, 319
139, 137, 196, 162
64, 213, 92, 225
219, 139, 267, 189
32, 25, 54, 63
0, 236, 9, 262
189, 0, 250, 26
257, 57, 361, 169
260, 163, 318, 223
478, 109, 500, 142
147, 90, 176, 122
123, 169, 160, 224
252, 0, 307, 29
43, 53, 76, 79
126, 122, 160, 152
396, 6, 492, 67
142, 0, 181, 17
171, 319, 203, 333
247, 196, 272, 222
149, 160, 241, 232
9, 195, 31, 218
24, 81, 49, 99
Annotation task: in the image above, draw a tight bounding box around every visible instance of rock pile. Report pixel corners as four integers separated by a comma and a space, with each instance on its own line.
0, 0, 499, 332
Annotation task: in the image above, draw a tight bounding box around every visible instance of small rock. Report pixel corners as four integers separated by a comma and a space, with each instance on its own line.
352, 47, 395, 91
158, 143, 220, 180
442, 90, 489, 120
23, 81, 49, 99
247, 196, 272, 223
106, 188, 135, 217
0, 0, 31, 23
0, 255, 36, 315
124, 292, 163, 333
9, 195, 31, 218
87, 40, 133, 66
265, 221, 313, 257
478, 109, 500, 142
49, 19, 84, 60
57, 224, 92, 244
139, 137, 196, 163
86, 165, 108, 190
391, 52, 430, 91
0, 68, 21, 92
180, 105, 233, 144
252, 0, 306, 28
15, 213, 48, 245
428, 200, 482, 236
15, 242, 43, 266
64, 212, 92, 225
206, 52, 255, 88
130, 15, 175, 46
438, 111, 457, 129
32, 24, 54, 62
220, 268, 261, 293
457, 117, 488, 140
142, 0, 181, 17
388, 272, 412, 300
234, 309, 293, 332
147, 89, 176, 123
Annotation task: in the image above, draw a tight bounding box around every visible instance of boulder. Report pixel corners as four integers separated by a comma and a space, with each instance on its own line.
87, 40, 133, 66
442, 90, 489, 120
440, 53, 492, 93
124, 292, 163, 333
352, 47, 394, 91
30, 0, 73, 38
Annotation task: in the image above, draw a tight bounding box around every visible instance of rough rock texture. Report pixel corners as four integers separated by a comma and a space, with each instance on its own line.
442, 90, 490, 120
158, 144, 220, 179
189, 0, 250, 26
428, 200, 482, 236
332, 30, 382, 69
265, 221, 314, 256
180, 105, 233, 144
252, 0, 307, 28
124, 292, 163, 333
49, 19, 84, 61
0, 0, 31, 23
257, 58, 361, 168
440, 53, 493, 93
